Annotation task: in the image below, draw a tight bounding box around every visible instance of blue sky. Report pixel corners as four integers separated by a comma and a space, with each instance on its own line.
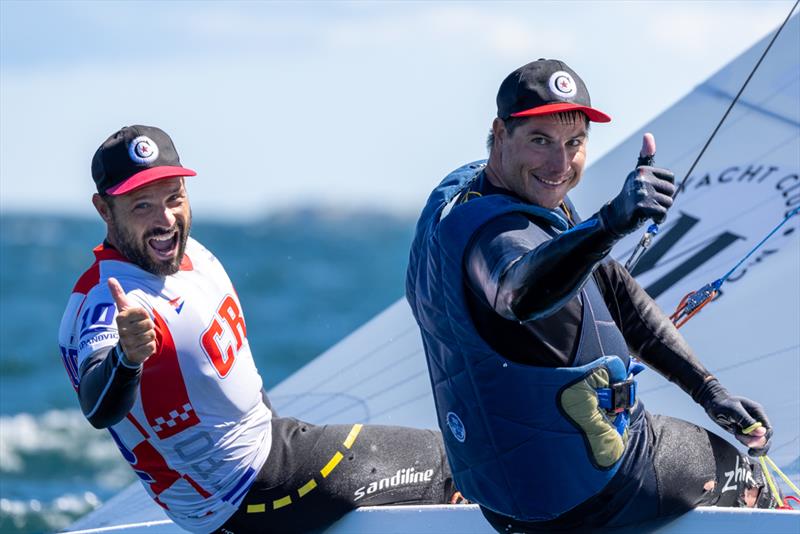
1, 0, 795, 220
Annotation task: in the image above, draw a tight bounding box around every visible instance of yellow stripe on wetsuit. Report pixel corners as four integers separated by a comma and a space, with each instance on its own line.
246, 423, 363, 513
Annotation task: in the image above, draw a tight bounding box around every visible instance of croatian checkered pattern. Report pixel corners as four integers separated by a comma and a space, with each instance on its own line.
153, 403, 195, 433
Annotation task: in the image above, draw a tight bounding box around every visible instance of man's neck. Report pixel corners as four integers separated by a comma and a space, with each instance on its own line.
103, 236, 119, 251
484, 158, 506, 191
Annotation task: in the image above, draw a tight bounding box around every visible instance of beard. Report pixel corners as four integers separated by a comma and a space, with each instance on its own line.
110, 211, 191, 276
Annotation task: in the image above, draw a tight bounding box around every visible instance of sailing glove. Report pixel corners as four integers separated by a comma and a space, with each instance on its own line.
693, 377, 773, 456
599, 166, 676, 237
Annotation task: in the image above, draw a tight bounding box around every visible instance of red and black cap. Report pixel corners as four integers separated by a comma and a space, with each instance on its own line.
91, 125, 196, 196
496, 59, 611, 123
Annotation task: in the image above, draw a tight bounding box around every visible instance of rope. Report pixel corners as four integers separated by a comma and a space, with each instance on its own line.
765, 455, 800, 497
715, 206, 800, 286
756, 454, 800, 510
759, 456, 783, 508
743, 419, 800, 510
674, 0, 800, 200
669, 207, 800, 328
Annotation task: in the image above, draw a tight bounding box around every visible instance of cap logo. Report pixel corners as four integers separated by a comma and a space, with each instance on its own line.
128, 136, 159, 164
548, 71, 577, 99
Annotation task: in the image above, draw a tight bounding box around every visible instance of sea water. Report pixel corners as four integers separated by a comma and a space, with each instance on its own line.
0, 211, 415, 533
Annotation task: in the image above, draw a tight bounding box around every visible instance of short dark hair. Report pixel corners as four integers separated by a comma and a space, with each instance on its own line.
486, 111, 590, 153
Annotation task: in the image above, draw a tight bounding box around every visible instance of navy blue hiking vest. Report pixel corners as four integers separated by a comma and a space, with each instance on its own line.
406, 161, 645, 521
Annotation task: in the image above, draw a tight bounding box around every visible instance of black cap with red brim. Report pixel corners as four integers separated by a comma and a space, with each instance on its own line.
92, 125, 196, 196
497, 59, 611, 123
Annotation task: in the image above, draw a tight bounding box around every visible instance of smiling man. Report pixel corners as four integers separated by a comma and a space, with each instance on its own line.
405, 60, 780, 532
58, 125, 461, 533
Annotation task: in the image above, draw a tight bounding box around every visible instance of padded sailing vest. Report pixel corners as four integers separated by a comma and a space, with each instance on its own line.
406, 161, 644, 521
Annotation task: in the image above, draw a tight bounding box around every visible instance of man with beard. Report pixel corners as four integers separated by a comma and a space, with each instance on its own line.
58, 125, 461, 534
405, 60, 779, 532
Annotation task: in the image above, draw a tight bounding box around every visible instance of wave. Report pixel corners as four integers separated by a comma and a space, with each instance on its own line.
0, 409, 135, 534
0, 492, 101, 534
0, 409, 126, 476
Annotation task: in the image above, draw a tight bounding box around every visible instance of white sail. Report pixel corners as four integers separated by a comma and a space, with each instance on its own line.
66, 14, 800, 534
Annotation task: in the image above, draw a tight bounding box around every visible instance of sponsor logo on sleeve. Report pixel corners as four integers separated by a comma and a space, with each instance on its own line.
78, 331, 119, 352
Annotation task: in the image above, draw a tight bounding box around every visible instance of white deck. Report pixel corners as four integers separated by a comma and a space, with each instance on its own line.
64, 484, 800, 534
65, 500, 800, 534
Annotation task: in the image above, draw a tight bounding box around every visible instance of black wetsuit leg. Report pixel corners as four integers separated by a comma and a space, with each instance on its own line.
481, 412, 767, 533
215, 417, 454, 534
649, 414, 765, 512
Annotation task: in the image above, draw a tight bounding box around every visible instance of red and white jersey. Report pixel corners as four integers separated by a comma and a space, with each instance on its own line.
58, 238, 272, 533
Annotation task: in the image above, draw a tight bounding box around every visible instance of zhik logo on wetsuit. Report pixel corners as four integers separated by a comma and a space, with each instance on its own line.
353, 467, 434, 501
722, 455, 755, 493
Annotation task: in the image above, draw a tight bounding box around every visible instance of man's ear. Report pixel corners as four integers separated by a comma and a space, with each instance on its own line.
92, 193, 113, 224
492, 118, 507, 147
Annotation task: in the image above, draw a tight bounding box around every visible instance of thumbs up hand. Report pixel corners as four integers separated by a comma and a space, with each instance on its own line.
599, 133, 676, 237
108, 277, 156, 365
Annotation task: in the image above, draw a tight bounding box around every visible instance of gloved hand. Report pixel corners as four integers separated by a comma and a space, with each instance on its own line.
693, 377, 773, 456
599, 133, 676, 237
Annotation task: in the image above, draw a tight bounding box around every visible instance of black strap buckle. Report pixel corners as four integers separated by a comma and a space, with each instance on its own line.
597, 379, 637, 413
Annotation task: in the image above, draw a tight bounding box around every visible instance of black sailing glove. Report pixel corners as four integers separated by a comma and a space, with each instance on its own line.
599, 166, 676, 237
693, 378, 773, 456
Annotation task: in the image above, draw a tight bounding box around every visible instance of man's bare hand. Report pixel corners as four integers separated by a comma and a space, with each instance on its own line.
108, 277, 156, 365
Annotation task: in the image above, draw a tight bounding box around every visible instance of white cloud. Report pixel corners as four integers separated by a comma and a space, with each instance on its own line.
317, 4, 577, 60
